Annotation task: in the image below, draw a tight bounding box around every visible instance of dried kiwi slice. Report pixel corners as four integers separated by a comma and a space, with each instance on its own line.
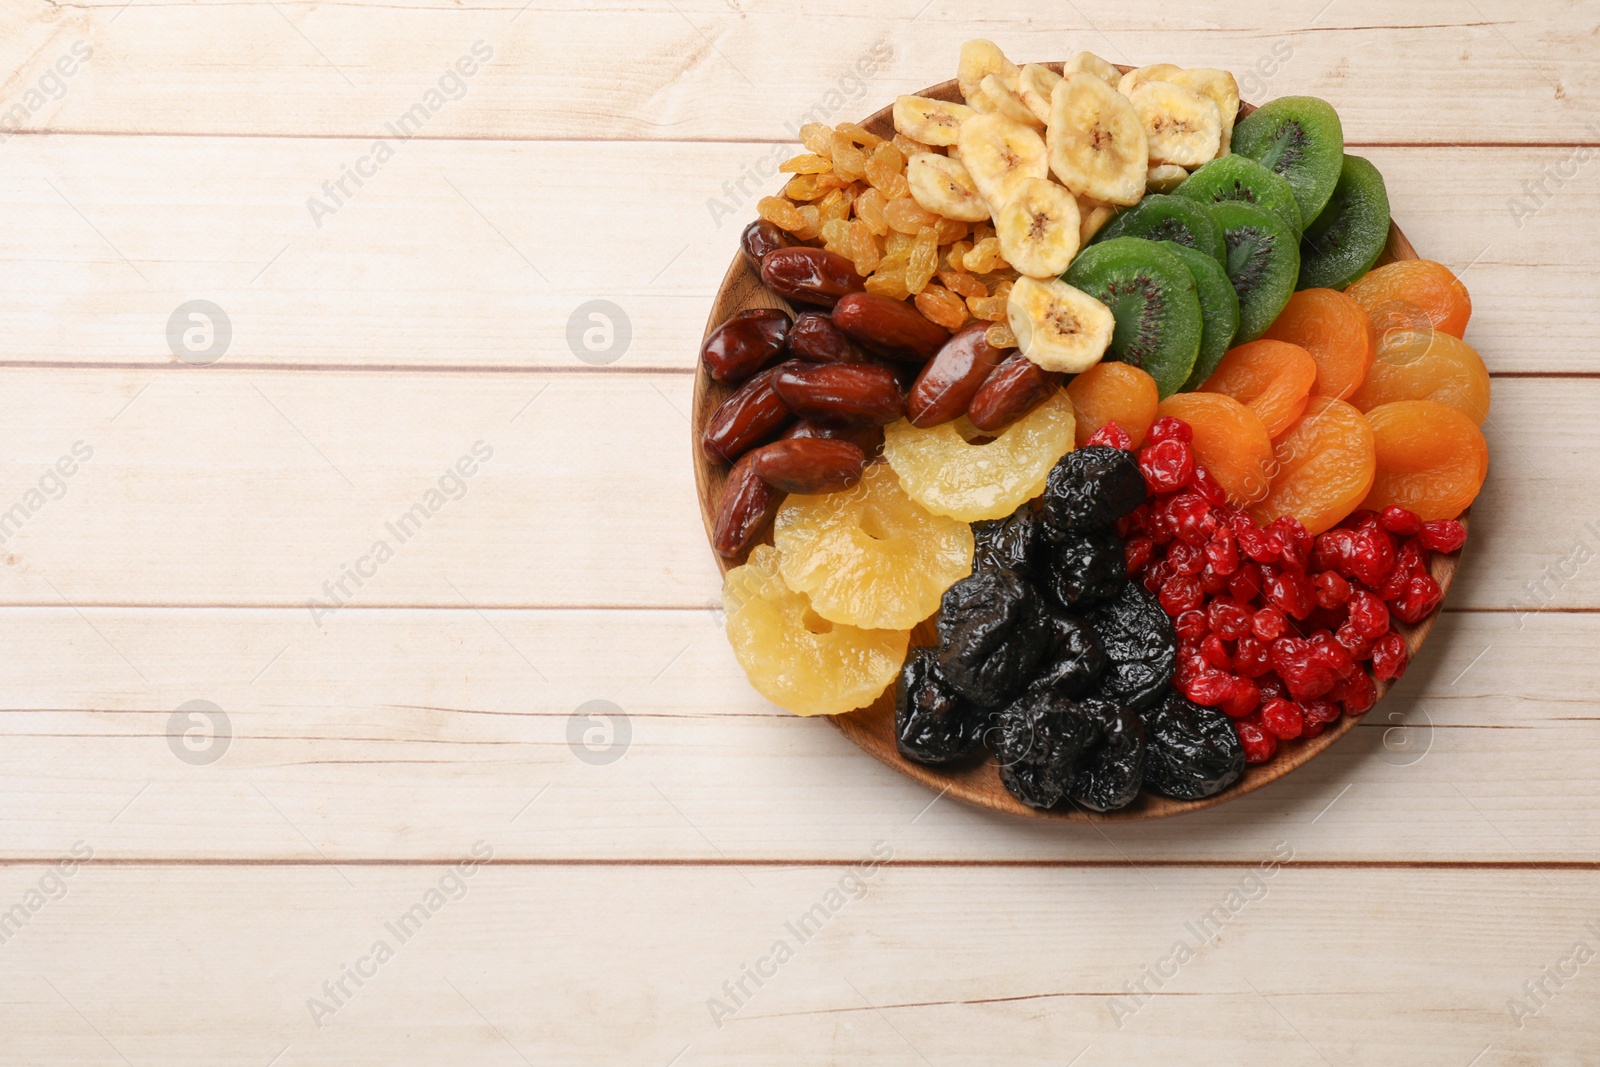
1166, 243, 1240, 391
1208, 201, 1300, 343
1063, 237, 1203, 400
1173, 154, 1302, 235
1230, 95, 1345, 227
1298, 154, 1391, 291
1090, 194, 1226, 267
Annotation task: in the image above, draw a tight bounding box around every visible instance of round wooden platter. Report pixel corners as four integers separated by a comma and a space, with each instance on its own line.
692, 65, 1466, 821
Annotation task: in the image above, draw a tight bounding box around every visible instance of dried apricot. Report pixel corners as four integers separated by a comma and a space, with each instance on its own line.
1344, 259, 1472, 339
1249, 397, 1375, 535
1261, 288, 1375, 400
1156, 392, 1275, 505
1198, 339, 1318, 438
1067, 361, 1159, 448
1359, 400, 1488, 521
1349, 330, 1491, 424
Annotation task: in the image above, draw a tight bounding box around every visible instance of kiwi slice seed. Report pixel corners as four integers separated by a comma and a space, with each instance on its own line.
1064, 237, 1203, 399
1165, 243, 1241, 392
1298, 154, 1391, 291
1230, 95, 1345, 226
1173, 154, 1303, 235
1207, 201, 1300, 344
1091, 194, 1227, 267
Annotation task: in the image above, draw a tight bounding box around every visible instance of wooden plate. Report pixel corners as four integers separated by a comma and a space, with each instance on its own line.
692, 66, 1466, 820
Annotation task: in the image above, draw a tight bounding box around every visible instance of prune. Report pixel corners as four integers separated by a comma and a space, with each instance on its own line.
1041, 445, 1147, 534
994, 686, 1100, 809
972, 506, 1042, 575
1143, 690, 1246, 800
1031, 611, 1106, 697
894, 647, 988, 766
935, 566, 1051, 709
740, 219, 794, 270
1043, 526, 1126, 608
1069, 695, 1146, 812
1086, 582, 1177, 711
701, 308, 792, 385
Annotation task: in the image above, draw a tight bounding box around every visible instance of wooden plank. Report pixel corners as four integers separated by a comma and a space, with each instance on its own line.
1, 0, 1596, 143
0, 607, 1594, 861
0, 136, 1590, 371
0, 369, 1581, 610
0, 863, 1593, 1063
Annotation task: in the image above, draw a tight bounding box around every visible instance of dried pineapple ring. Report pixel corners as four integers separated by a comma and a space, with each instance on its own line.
884, 389, 1076, 522
723, 545, 909, 717
774, 464, 973, 630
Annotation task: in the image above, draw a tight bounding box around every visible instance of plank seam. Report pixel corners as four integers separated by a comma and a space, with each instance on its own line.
0, 858, 1592, 869
0, 130, 1592, 148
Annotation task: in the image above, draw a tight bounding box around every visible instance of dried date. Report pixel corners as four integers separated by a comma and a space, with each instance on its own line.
712, 452, 780, 559
967, 353, 1062, 432
701, 363, 794, 463
787, 311, 866, 364
783, 419, 884, 460
907, 321, 1006, 427
746, 438, 866, 495
740, 219, 793, 270
701, 308, 791, 384
760, 247, 866, 308
771, 362, 904, 427
832, 292, 950, 362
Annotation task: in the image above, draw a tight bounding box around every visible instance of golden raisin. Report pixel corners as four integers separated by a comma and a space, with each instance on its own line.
758, 195, 808, 233
834, 121, 884, 149
780, 153, 834, 174
848, 218, 882, 276
832, 135, 868, 182
915, 284, 969, 329
963, 236, 1005, 274
966, 294, 1008, 322
885, 196, 939, 235
933, 217, 969, 245
817, 188, 851, 224
865, 143, 909, 199
855, 188, 891, 237
985, 322, 1018, 348
792, 204, 822, 240
907, 226, 940, 294
799, 123, 833, 155
892, 133, 933, 157
820, 218, 852, 256
938, 269, 987, 298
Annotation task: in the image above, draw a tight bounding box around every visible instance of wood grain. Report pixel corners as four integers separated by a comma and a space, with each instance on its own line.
0, 5, 1592, 1060
0, 864, 1594, 1064
691, 73, 1460, 821
0, 138, 1593, 371
1, 0, 1596, 143
0, 608, 1595, 862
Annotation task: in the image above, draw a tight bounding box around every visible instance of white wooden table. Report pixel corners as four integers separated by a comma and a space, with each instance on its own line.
0, 2, 1596, 1062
